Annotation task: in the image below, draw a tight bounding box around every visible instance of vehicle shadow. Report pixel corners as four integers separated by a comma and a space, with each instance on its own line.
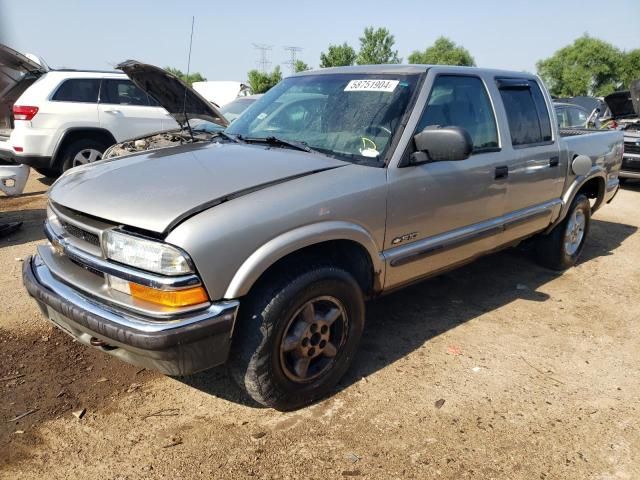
181, 218, 637, 408
0, 208, 46, 248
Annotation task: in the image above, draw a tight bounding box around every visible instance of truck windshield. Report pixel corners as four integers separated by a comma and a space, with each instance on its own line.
225, 73, 421, 165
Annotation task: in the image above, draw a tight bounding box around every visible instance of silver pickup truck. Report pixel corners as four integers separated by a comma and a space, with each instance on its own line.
23, 65, 623, 410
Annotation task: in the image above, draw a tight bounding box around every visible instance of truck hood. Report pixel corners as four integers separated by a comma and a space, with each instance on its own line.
604, 81, 639, 119
49, 143, 346, 234
117, 60, 228, 128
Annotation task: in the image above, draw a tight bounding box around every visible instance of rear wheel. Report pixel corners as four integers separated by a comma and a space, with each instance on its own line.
60, 139, 107, 172
229, 266, 365, 410
534, 193, 590, 271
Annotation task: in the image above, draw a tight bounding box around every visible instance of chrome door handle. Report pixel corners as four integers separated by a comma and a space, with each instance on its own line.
104, 109, 121, 114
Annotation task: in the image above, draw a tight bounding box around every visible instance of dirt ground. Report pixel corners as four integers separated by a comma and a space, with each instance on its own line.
0, 172, 638, 480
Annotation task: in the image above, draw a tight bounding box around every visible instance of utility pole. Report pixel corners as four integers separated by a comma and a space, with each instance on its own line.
252, 43, 273, 73
283, 46, 303, 74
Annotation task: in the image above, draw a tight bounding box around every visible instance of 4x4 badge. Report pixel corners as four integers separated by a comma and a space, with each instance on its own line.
391, 232, 418, 245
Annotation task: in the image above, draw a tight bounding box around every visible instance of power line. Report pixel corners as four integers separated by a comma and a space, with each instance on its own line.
283, 46, 303, 74
252, 43, 273, 73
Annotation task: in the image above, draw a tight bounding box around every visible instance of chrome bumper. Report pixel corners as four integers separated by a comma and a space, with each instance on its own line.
23, 254, 240, 375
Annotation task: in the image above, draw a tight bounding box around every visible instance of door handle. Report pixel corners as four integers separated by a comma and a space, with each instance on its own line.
104, 109, 121, 114
549, 156, 559, 167
494, 166, 508, 179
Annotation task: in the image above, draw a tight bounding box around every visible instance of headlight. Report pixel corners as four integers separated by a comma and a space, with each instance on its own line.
104, 230, 193, 275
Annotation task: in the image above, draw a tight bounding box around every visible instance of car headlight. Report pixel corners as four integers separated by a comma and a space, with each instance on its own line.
104, 230, 193, 275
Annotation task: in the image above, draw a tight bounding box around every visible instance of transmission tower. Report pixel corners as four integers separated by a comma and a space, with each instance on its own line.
252, 43, 273, 73
283, 46, 303, 74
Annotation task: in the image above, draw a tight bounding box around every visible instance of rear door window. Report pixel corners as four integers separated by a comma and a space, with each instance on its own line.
51, 78, 100, 103
497, 79, 552, 146
416, 75, 499, 152
101, 79, 151, 106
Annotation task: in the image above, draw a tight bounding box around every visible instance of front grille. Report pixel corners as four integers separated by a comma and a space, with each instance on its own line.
624, 142, 640, 155
69, 257, 105, 278
61, 221, 100, 247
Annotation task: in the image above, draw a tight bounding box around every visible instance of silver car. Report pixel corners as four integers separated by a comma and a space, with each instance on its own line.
24, 65, 623, 410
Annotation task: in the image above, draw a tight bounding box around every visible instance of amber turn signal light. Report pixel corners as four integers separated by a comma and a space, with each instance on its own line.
129, 283, 209, 308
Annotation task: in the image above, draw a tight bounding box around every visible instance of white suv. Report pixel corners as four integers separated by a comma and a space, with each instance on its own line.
0, 44, 178, 176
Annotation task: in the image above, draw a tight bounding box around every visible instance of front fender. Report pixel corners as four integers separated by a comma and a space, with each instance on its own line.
223, 221, 385, 299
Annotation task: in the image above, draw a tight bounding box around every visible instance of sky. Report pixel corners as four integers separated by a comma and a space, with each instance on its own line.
1, 0, 638, 81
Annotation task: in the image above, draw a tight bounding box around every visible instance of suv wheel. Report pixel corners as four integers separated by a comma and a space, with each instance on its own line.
229, 266, 365, 410
61, 139, 107, 172
534, 193, 590, 271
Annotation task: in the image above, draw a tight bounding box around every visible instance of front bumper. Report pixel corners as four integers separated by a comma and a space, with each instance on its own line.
620, 154, 640, 179
23, 255, 239, 375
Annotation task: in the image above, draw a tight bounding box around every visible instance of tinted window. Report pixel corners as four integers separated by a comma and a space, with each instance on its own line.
416, 75, 499, 151
51, 79, 100, 103
498, 79, 552, 146
529, 81, 552, 141
101, 79, 150, 106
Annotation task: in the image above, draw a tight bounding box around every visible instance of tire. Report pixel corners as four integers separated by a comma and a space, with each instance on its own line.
229, 266, 365, 410
60, 139, 107, 172
33, 166, 60, 178
534, 193, 590, 271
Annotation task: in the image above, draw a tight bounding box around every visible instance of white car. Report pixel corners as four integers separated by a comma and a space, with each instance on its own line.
0, 44, 178, 176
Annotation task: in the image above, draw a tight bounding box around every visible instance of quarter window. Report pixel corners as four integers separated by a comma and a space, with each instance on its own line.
498, 79, 552, 146
51, 79, 100, 103
416, 75, 499, 152
101, 79, 151, 106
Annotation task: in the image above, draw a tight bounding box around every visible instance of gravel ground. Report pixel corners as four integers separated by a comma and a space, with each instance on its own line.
1, 172, 639, 480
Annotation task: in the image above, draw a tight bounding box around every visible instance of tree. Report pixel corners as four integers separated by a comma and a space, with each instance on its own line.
164, 67, 206, 87
294, 60, 310, 73
247, 66, 283, 94
408, 37, 475, 66
536, 35, 624, 97
320, 43, 357, 68
356, 27, 401, 65
620, 49, 640, 89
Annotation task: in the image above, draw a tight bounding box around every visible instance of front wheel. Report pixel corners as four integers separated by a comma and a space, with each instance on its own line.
229, 266, 365, 410
534, 193, 591, 271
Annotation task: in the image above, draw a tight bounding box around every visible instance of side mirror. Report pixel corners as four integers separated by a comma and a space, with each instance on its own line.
409, 126, 473, 165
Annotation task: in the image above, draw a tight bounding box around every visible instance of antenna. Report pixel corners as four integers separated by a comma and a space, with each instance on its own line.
182, 16, 195, 142
283, 46, 303, 74
252, 43, 272, 73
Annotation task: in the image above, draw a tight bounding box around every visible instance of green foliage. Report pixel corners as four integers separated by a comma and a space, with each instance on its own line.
294, 60, 310, 73
408, 37, 475, 67
247, 66, 283, 94
620, 49, 640, 89
320, 43, 357, 68
164, 67, 206, 87
356, 27, 401, 65
536, 35, 624, 97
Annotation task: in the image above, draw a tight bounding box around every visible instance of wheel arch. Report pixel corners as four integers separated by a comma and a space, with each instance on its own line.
51, 128, 117, 167
224, 221, 385, 299
551, 165, 606, 232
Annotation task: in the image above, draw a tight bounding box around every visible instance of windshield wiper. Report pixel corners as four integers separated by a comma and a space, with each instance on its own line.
242, 136, 314, 153
209, 131, 244, 143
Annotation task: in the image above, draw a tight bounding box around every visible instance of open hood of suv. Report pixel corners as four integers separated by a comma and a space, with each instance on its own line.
604, 83, 639, 119
117, 60, 228, 128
